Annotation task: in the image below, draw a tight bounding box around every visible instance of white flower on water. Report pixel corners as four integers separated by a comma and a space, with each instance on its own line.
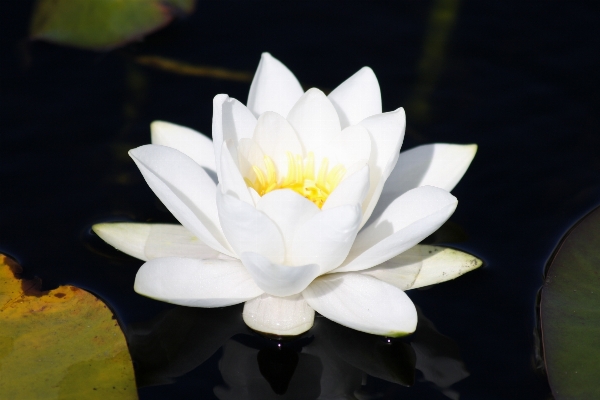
94, 53, 480, 336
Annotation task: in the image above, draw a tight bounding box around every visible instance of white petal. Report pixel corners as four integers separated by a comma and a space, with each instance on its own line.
212, 95, 258, 178
328, 67, 382, 128
129, 145, 232, 256
93, 222, 150, 261
322, 165, 370, 210
242, 293, 315, 336
222, 97, 257, 141
287, 88, 341, 158
252, 111, 303, 178
335, 186, 457, 273
247, 52, 304, 118
380, 143, 478, 204
248, 187, 261, 206
323, 124, 372, 170
291, 204, 362, 273
211, 94, 229, 178
150, 121, 217, 175
302, 273, 417, 336
360, 245, 483, 290
236, 138, 265, 180
359, 108, 406, 226
216, 190, 285, 263
134, 257, 263, 307
219, 141, 254, 205
256, 189, 320, 261
144, 224, 223, 260
240, 252, 321, 297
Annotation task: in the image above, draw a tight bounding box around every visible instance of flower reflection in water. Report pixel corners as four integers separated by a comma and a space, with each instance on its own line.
127, 305, 468, 399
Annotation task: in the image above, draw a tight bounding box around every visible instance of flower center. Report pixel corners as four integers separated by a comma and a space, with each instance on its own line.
245, 152, 346, 208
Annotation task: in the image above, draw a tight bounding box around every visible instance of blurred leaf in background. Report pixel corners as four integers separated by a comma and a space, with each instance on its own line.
541, 205, 600, 399
29, 0, 195, 50
0, 255, 137, 399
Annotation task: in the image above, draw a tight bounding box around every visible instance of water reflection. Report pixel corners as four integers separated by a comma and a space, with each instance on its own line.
127, 305, 468, 399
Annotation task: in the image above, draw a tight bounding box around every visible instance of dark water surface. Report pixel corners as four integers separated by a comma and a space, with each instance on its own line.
2, 1, 600, 399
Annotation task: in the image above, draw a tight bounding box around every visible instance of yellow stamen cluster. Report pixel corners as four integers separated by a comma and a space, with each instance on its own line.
245, 152, 346, 208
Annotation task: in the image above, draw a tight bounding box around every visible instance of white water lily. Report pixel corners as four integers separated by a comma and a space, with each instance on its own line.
94, 53, 480, 337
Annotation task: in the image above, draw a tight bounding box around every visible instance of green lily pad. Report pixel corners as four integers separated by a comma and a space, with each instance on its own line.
30, 0, 195, 50
0, 255, 137, 399
541, 205, 600, 399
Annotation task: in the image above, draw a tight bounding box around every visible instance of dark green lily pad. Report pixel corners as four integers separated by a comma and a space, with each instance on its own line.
30, 0, 195, 50
541, 205, 600, 399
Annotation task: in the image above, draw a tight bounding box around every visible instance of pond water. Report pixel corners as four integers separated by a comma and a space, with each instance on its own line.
2, 1, 600, 399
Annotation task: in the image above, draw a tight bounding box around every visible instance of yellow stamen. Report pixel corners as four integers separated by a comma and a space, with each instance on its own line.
246, 152, 346, 208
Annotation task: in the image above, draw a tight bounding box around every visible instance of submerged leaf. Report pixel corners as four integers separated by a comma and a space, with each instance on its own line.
541, 205, 600, 399
30, 0, 195, 50
0, 255, 136, 399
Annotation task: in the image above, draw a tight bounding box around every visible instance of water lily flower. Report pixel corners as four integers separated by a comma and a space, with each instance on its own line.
94, 53, 480, 337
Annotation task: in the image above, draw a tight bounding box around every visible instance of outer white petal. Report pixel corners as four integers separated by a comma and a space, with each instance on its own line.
93, 222, 150, 260
242, 293, 315, 336
252, 111, 303, 178
150, 121, 217, 175
335, 186, 457, 273
328, 67, 382, 128
302, 273, 417, 336
216, 190, 285, 264
212, 95, 257, 178
240, 252, 321, 297
360, 245, 483, 290
322, 164, 370, 210
143, 224, 224, 260
134, 257, 264, 307
358, 108, 406, 226
287, 88, 341, 158
93, 222, 221, 261
247, 52, 304, 118
291, 204, 362, 273
129, 145, 232, 256
219, 141, 254, 205
374, 143, 478, 218
256, 189, 320, 261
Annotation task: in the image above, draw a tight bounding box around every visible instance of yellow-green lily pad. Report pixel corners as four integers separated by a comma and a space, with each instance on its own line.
0, 255, 137, 399
30, 0, 195, 50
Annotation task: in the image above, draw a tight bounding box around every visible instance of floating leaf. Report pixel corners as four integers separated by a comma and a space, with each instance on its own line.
541, 205, 600, 399
30, 0, 195, 50
0, 255, 136, 399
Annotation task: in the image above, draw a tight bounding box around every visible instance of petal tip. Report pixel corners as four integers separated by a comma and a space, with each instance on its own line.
127, 145, 146, 159
356, 66, 378, 83
467, 143, 478, 155
150, 120, 176, 144
213, 93, 229, 105
91, 222, 111, 238
304, 87, 326, 98
385, 329, 416, 338
92, 222, 151, 260
150, 120, 168, 130
391, 107, 406, 119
